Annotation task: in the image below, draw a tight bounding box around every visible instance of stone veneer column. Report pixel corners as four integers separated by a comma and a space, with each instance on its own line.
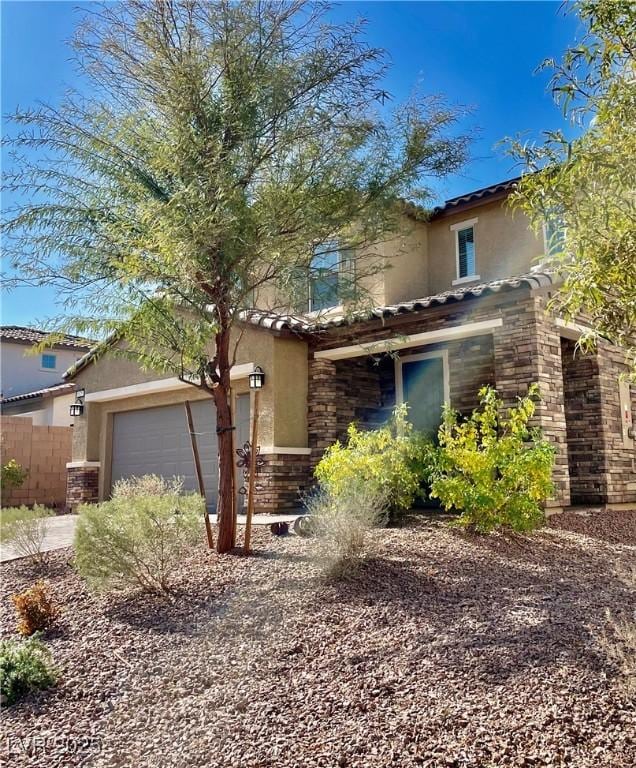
493, 296, 571, 508
307, 356, 338, 468
595, 340, 636, 504
253, 453, 312, 513
66, 461, 100, 510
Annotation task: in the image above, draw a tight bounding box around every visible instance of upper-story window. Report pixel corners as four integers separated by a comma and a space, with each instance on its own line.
41, 353, 57, 370
308, 240, 353, 312
543, 215, 566, 259
450, 217, 480, 285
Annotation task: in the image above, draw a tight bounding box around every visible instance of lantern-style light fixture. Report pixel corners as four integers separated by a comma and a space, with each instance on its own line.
69, 387, 86, 417
249, 365, 265, 389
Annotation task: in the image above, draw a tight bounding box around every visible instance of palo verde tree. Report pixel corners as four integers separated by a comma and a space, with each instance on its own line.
507, 0, 636, 372
3, 0, 468, 552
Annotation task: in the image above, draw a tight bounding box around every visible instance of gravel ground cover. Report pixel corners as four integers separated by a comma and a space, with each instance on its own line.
1, 511, 634, 768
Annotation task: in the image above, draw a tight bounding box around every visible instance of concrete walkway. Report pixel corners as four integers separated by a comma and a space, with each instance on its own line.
1, 514, 79, 563
1, 512, 304, 563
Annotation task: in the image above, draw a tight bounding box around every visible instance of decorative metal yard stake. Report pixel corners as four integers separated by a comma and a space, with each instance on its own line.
184, 400, 214, 550
244, 389, 260, 554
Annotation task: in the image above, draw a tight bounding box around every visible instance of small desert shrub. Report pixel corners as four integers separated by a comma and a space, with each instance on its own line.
0, 637, 57, 706
74, 474, 204, 595
430, 384, 555, 533
11, 580, 59, 637
1, 458, 28, 491
0, 505, 54, 562
305, 481, 389, 577
315, 405, 435, 516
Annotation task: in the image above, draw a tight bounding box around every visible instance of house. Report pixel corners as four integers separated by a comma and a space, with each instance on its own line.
63, 177, 636, 514
1, 326, 94, 426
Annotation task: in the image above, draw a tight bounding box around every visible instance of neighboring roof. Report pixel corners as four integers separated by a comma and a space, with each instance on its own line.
1, 325, 95, 350
1, 381, 76, 406
429, 176, 521, 220
242, 271, 557, 333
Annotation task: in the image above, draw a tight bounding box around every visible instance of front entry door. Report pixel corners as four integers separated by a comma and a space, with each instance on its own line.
397, 352, 448, 437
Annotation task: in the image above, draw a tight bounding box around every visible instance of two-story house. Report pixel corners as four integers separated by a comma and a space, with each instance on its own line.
63, 177, 636, 513
1, 326, 94, 426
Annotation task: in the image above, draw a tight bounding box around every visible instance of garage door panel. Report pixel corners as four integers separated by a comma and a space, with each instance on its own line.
111, 401, 219, 510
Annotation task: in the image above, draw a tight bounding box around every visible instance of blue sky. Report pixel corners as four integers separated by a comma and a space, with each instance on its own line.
1, 1, 581, 327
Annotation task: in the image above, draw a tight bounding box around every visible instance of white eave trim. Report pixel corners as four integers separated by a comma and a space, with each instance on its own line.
314, 318, 503, 361
85, 363, 254, 403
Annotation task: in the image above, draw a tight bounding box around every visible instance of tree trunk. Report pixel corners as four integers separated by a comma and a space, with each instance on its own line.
213, 327, 236, 554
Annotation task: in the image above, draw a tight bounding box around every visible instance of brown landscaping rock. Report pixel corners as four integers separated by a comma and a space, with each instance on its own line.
1, 514, 635, 767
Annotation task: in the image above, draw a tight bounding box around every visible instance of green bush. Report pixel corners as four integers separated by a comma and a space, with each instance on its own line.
430, 384, 555, 533
74, 475, 204, 595
0, 637, 57, 706
1, 458, 28, 492
315, 405, 436, 515
0, 505, 54, 562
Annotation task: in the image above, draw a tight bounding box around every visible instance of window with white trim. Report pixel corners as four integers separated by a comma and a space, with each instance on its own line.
451, 218, 479, 284
307, 240, 354, 312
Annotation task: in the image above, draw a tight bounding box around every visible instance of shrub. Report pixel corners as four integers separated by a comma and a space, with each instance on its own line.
11, 581, 59, 637
1, 458, 28, 492
315, 405, 436, 516
0, 505, 54, 563
0, 637, 57, 706
74, 474, 204, 595
430, 384, 555, 533
305, 480, 389, 577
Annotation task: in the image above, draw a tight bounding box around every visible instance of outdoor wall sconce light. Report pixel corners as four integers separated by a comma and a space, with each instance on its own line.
69, 387, 86, 417
249, 366, 265, 389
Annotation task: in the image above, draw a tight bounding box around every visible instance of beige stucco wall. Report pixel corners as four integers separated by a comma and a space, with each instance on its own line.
71, 324, 309, 500
427, 202, 543, 295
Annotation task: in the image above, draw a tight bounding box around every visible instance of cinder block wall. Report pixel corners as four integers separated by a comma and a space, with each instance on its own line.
1, 416, 72, 508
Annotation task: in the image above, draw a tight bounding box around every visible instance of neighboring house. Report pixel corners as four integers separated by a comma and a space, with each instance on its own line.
1, 326, 94, 397
64, 177, 636, 514
1, 382, 77, 427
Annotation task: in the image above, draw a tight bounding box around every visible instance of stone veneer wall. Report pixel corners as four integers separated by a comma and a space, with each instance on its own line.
254, 453, 311, 513
492, 296, 571, 507
595, 341, 636, 504
66, 465, 100, 510
560, 338, 608, 504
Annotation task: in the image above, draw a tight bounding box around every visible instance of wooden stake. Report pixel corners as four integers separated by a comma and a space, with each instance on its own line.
244, 389, 259, 554
184, 400, 214, 550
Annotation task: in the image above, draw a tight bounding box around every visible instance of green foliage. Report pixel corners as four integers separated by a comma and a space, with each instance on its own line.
0, 505, 54, 563
430, 384, 555, 533
0, 637, 57, 706
315, 405, 436, 515
507, 0, 636, 372
74, 475, 204, 595
1, 458, 28, 492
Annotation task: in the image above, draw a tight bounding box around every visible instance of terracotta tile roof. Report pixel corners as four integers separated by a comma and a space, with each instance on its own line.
1, 381, 76, 405
429, 176, 521, 220
64, 271, 556, 379
1, 325, 95, 350
242, 271, 557, 333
